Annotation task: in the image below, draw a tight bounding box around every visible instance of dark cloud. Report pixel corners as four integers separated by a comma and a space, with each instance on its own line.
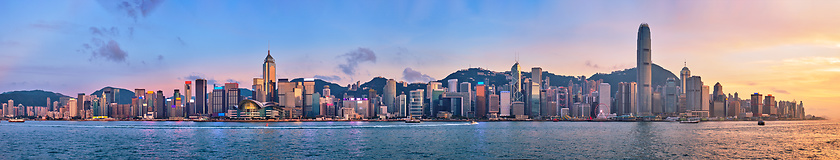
747, 82, 757, 86
90, 40, 128, 62
771, 88, 790, 94
97, 0, 164, 21
176, 37, 186, 46
314, 75, 342, 82
226, 79, 239, 84
402, 67, 435, 82
157, 55, 164, 60
90, 27, 119, 37
337, 48, 377, 75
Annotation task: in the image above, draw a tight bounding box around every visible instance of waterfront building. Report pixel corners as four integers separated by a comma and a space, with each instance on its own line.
184, 81, 192, 117
532, 67, 542, 90
459, 82, 472, 117
751, 93, 763, 117
680, 64, 690, 94
398, 94, 407, 117
685, 76, 703, 111
253, 78, 265, 102
76, 93, 85, 118
701, 85, 710, 112
133, 89, 145, 118
263, 49, 276, 102
764, 94, 776, 115
68, 98, 78, 118
711, 82, 726, 117
488, 94, 500, 118
303, 79, 316, 118
598, 83, 611, 116
510, 62, 523, 102
511, 101, 525, 118
615, 82, 637, 116
409, 89, 424, 119
637, 23, 653, 116
225, 83, 240, 114
172, 89, 183, 118
664, 78, 678, 114
384, 79, 396, 115
529, 81, 540, 118
195, 79, 207, 115
233, 99, 276, 119
475, 83, 487, 118
500, 91, 512, 117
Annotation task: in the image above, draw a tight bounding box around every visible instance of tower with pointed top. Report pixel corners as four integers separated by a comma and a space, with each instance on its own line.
263, 49, 276, 102
637, 23, 652, 116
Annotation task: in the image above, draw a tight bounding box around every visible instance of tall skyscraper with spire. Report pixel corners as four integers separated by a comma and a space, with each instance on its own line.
263, 48, 276, 103
637, 23, 652, 116
510, 61, 522, 102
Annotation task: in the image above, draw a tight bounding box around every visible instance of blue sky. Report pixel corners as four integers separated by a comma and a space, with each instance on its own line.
2, 0, 840, 118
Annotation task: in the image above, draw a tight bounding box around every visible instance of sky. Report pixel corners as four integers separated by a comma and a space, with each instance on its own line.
1, 0, 839, 119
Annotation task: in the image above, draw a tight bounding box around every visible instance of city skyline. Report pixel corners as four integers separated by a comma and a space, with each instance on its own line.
1, 0, 838, 119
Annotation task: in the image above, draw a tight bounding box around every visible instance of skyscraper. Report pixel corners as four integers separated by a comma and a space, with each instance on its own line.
680, 65, 690, 94
253, 78, 265, 102
225, 83, 240, 112
686, 76, 703, 111
195, 79, 207, 115
409, 89, 424, 119
475, 83, 487, 118
510, 62, 522, 102
384, 79, 396, 115
598, 83, 611, 116
459, 82, 472, 117
711, 82, 726, 117
263, 49, 276, 102
664, 78, 678, 114
133, 89, 145, 118
77, 93, 84, 118
636, 23, 652, 116
751, 93, 763, 117
531, 67, 542, 90
500, 91, 511, 116
184, 81, 192, 117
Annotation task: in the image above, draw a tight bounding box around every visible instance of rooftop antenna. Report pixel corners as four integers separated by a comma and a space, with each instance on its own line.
684, 59, 686, 67
515, 52, 519, 63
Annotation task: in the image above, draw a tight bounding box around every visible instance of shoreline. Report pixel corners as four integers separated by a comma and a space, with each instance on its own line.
1, 118, 825, 123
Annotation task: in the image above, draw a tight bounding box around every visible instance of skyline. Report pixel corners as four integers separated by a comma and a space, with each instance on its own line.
1, 0, 839, 119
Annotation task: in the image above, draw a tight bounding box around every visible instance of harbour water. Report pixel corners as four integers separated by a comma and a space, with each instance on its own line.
1, 120, 838, 159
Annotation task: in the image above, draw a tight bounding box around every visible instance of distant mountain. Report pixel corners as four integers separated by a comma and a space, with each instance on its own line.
290, 78, 347, 98
238, 88, 252, 98
91, 87, 135, 105
588, 63, 679, 95
0, 90, 71, 107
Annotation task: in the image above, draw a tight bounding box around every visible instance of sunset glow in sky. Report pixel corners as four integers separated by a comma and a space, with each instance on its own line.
1, 0, 839, 118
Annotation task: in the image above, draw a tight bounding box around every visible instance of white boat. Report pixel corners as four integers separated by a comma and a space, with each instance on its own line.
679, 118, 700, 123
9, 119, 25, 123
405, 119, 421, 123
470, 121, 478, 124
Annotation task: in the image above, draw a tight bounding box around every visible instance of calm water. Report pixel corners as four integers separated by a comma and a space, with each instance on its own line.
1, 120, 838, 159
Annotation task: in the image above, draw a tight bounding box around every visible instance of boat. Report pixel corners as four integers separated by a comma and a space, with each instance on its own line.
758, 120, 765, 125
470, 121, 478, 124
679, 118, 700, 123
405, 119, 421, 123
8, 119, 25, 123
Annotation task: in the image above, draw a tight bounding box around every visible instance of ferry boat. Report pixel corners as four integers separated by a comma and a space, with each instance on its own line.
8, 119, 25, 123
679, 118, 700, 123
405, 119, 421, 123
470, 121, 478, 124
